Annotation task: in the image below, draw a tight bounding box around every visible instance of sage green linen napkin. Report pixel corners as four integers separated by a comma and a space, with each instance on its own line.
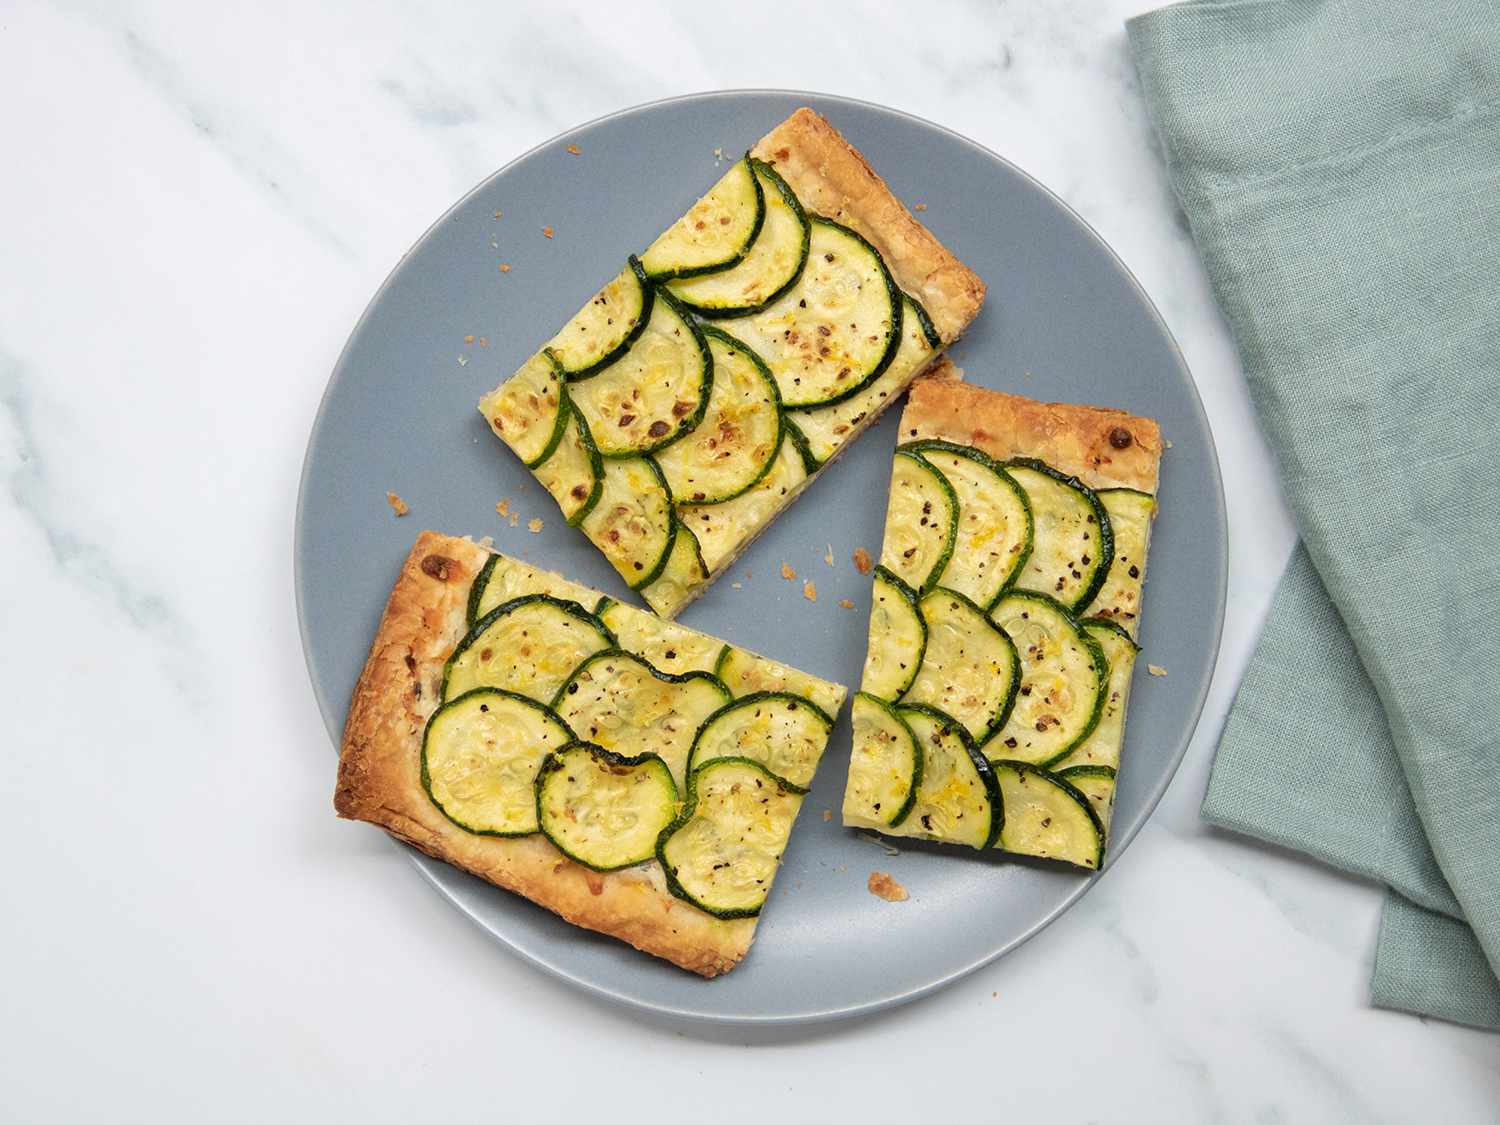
1127, 0, 1500, 1030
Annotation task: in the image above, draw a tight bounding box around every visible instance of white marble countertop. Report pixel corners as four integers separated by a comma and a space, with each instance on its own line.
3, 1, 1496, 1119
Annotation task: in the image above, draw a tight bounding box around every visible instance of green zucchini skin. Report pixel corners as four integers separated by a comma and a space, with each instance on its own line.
1003, 457, 1115, 614
655, 754, 801, 919
673, 159, 811, 319
441, 593, 615, 700
419, 687, 576, 837
534, 741, 679, 872
894, 701, 1003, 848
1056, 764, 1117, 782
641, 156, 767, 282
905, 292, 942, 350
781, 416, 821, 476
1080, 614, 1140, 650
553, 257, 656, 381
466, 554, 500, 628
897, 439, 1034, 609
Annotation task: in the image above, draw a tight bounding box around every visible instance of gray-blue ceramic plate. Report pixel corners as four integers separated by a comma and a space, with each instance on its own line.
296, 90, 1226, 1025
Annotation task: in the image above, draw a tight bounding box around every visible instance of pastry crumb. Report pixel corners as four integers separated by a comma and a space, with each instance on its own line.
1148, 664, 1168, 677
780, 562, 797, 581
852, 547, 873, 574
463, 334, 474, 345
479, 337, 488, 347
542, 226, 554, 239
913, 202, 927, 212
824, 543, 834, 567
713, 146, 724, 161
509, 513, 519, 528
528, 518, 544, 534
457, 354, 468, 367
838, 598, 855, 609
493, 210, 502, 219
499, 263, 512, 273
868, 872, 908, 902
803, 580, 817, 602
496, 498, 510, 517
822, 810, 833, 822
385, 491, 409, 517
731, 582, 743, 589
860, 832, 901, 856
565, 143, 580, 155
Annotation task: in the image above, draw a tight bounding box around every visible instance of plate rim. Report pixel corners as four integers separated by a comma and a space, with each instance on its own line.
294, 86, 1228, 1026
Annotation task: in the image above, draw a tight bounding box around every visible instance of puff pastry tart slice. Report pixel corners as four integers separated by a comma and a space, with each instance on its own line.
480, 108, 985, 618
842, 373, 1163, 870
336, 533, 845, 977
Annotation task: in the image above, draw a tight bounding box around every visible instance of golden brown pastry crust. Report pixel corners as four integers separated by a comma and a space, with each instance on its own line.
334, 531, 755, 977
900, 375, 1163, 493
751, 108, 985, 344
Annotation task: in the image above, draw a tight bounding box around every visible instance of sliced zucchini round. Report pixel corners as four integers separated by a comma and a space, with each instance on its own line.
842, 693, 922, 828
552, 649, 730, 786
859, 566, 926, 700
443, 594, 614, 704
687, 691, 833, 792
657, 756, 802, 918
677, 436, 809, 574
888, 704, 998, 849
654, 328, 783, 505
1056, 764, 1117, 832
466, 555, 597, 627
732, 218, 901, 408
713, 645, 846, 718
421, 688, 574, 835
640, 156, 765, 281
903, 587, 1020, 743
668, 159, 808, 316
985, 591, 1107, 766
993, 760, 1104, 869
535, 742, 678, 871
596, 601, 725, 676
789, 293, 939, 466
567, 291, 711, 458
479, 350, 566, 467
531, 395, 603, 526
545, 257, 653, 378
1005, 460, 1114, 613
1084, 488, 1155, 633
1054, 618, 1140, 773
902, 441, 1032, 609
879, 449, 958, 594
579, 456, 677, 590
638, 517, 709, 619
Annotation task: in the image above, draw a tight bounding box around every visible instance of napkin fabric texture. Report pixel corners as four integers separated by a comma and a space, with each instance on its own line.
1128, 0, 1500, 1030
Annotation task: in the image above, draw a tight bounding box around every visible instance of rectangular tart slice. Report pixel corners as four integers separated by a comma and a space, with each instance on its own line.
480, 108, 985, 618
841, 373, 1162, 869
336, 532, 846, 976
